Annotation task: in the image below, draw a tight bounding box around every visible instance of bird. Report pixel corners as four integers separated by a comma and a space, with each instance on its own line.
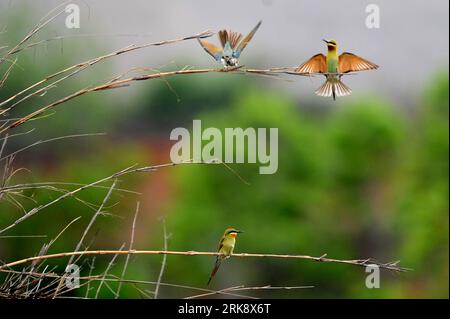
295, 39, 378, 100
207, 227, 242, 285
198, 21, 261, 68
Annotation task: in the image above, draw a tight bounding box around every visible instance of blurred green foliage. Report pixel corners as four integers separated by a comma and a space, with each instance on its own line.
1, 72, 448, 298
161, 74, 448, 298
0, 6, 448, 298
0, 6, 122, 139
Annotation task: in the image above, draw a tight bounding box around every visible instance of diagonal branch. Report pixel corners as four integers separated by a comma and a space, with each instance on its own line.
0, 1, 71, 65
154, 217, 169, 299
0, 159, 225, 235
0, 66, 305, 135
115, 202, 140, 298
0, 30, 214, 114
68, 179, 118, 265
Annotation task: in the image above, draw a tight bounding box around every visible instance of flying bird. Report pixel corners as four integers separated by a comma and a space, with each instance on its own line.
296, 39, 378, 100
198, 21, 262, 68
207, 227, 242, 285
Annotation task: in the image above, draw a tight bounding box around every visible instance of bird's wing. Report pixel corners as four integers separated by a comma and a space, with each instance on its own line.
219, 30, 242, 55
228, 31, 243, 50
218, 30, 228, 48
295, 54, 327, 74
338, 52, 378, 73
233, 20, 262, 58
217, 237, 225, 252
198, 39, 222, 61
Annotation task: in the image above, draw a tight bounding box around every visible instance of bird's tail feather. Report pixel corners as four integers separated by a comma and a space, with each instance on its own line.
207, 258, 222, 286
315, 76, 352, 100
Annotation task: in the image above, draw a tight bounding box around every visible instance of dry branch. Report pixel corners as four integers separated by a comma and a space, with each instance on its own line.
154, 217, 169, 299
68, 179, 118, 265
0, 1, 70, 65
0, 66, 305, 135
0, 159, 233, 235
185, 284, 314, 299
0, 269, 311, 299
0, 249, 410, 272
115, 202, 140, 298
0, 161, 188, 234
95, 243, 125, 298
0, 30, 214, 115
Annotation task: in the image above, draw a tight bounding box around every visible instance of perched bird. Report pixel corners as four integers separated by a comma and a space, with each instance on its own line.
207, 227, 242, 285
296, 39, 378, 100
198, 21, 262, 68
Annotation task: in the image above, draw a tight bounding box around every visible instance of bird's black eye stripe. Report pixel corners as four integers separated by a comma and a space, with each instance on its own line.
227, 230, 237, 234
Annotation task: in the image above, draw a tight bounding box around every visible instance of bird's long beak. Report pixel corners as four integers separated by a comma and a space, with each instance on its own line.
236, 230, 243, 234
322, 39, 330, 44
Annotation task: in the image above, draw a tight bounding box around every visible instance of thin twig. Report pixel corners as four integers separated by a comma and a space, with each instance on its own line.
94, 243, 125, 298
68, 180, 117, 265
0, 182, 139, 195
0, 30, 214, 114
0, 235, 47, 238
0, 1, 70, 65
48, 216, 82, 249
7, 32, 196, 56
84, 257, 96, 298
0, 133, 106, 162
0, 269, 305, 299
154, 217, 169, 299
185, 284, 314, 299
185, 285, 258, 299
0, 160, 217, 235
0, 57, 18, 88
115, 202, 139, 298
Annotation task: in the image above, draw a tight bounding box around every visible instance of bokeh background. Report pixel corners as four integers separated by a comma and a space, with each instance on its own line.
0, 0, 448, 298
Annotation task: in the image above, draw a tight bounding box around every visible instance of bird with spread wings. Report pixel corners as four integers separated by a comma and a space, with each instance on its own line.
296, 39, 378, 100
198, 21, 261, 68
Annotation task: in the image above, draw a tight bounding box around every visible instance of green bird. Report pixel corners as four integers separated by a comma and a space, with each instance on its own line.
207, 227, 242, 286
296, 39, 378, 100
